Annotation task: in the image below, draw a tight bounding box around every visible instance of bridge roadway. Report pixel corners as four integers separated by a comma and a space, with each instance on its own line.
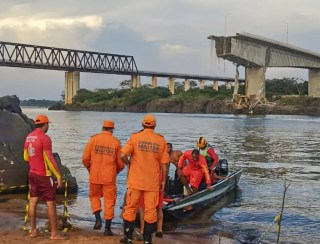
208, 32, 320, 98
0, 41, 242, 104
138, 70, 240, 82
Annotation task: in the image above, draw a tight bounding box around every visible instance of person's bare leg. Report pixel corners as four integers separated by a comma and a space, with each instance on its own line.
139, 207, 144, 234
29, 197, 39, 237
179, 175, 192, 195
47, 201, 66, 240
191, 186, 198, 194
156, 208, 163, 237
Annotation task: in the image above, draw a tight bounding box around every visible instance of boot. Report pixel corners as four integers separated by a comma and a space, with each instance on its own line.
119, 220, 134, 244
93, 211, 102, 230
104, 219, 114, 236
143, 222, 156, 244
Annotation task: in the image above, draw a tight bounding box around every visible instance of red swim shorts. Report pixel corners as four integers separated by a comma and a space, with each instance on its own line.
29, 172, 56, 201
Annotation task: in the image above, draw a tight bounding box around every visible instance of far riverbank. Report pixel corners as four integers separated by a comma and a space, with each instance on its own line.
50, 97, 320, 116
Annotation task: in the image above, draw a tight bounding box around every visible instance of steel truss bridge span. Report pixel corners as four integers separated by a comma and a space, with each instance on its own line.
0, 41, 138, 75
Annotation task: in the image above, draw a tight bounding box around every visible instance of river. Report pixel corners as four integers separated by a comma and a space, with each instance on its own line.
21, 107, 320, 243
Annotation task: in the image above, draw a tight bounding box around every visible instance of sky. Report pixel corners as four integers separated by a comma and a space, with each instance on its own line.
1, 0, 319, 100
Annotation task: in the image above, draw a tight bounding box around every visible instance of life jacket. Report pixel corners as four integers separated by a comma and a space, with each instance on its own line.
201, 143, 214, 168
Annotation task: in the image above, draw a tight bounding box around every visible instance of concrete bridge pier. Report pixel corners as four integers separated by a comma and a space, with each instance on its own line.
308, 69, 320, 97
233, 76, 239, 95
245, 67, 266, 99
131, 75, 141, 88
184, 79, 190, 91
226, 81, 232, 90
152, 76, 157, 88
169, 77, 175, 94
199, 80, 205, 90
65, 71, 80, 104
213, 81, 219, 91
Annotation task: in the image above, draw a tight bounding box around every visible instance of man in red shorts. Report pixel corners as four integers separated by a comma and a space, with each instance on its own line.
23, 114, 65, 240
177, 149, 213, 195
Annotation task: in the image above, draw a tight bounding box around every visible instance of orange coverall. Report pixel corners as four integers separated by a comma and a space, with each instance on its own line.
121, 128, 169, 223
82, 131, 124, 220
178, 150, 211, 188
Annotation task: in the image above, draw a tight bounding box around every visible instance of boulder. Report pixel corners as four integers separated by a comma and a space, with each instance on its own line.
0, 95, 77, 194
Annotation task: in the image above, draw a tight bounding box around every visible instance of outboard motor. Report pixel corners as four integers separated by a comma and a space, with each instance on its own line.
215, 159, 229, 176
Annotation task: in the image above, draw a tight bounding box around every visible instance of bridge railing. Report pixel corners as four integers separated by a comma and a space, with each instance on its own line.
0, 41, 138, 75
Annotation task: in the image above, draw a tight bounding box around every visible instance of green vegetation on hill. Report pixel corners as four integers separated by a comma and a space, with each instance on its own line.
71, 77, 307, 107
58, 77, 320, 115
71, 81, 242, 107
72, 86, 171, 107
266, 77, 308, 99
21, 99, 58, 107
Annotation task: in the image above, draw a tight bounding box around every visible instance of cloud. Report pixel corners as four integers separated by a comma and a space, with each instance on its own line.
161, 44, 188, 54
0, 16, 103, 31
1, 0, 320, 99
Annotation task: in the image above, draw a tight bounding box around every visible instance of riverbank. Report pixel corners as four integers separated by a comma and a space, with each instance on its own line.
0, 197, 234, 244
51, 96, 320, 116
0, 226, 233, 244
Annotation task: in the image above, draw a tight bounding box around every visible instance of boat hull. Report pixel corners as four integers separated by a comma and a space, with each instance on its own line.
163, 169, 243, 220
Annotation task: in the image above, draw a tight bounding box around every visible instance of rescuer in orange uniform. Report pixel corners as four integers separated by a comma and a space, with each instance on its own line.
178, 149, 213, 195
120, 114, 169, 244
138, 171, 164, 239
23, 114, 65, 240
82, 120, 124, 236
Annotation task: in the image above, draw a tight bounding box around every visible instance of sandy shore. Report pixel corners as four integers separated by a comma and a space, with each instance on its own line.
0, 198, 234, 244
0, 228, 234, 244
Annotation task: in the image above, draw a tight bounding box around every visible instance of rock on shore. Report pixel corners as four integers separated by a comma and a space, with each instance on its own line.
0, 95, 77, 194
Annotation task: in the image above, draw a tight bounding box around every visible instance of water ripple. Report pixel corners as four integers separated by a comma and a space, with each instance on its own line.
20, 108, 320, 243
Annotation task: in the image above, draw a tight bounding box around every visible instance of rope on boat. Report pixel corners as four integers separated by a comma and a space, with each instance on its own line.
256, 212, 281, 244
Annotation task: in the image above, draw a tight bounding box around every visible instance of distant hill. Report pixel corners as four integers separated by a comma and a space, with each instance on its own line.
20, 99, 59, 107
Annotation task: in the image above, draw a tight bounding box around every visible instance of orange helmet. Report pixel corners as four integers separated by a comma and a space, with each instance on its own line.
142, 114, 156, 127
34, 115, 49, 124
103, 120, 114, 128
197, 136, 207, 148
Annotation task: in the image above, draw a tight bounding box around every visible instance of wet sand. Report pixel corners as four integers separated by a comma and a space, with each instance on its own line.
0, 198, 234, 244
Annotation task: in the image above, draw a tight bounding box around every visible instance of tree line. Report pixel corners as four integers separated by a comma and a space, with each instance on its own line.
20, 99, 57, 107
70, 77, 309, 107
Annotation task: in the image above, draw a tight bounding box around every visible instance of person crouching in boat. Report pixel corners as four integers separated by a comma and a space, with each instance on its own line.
177, 149, 213, 195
